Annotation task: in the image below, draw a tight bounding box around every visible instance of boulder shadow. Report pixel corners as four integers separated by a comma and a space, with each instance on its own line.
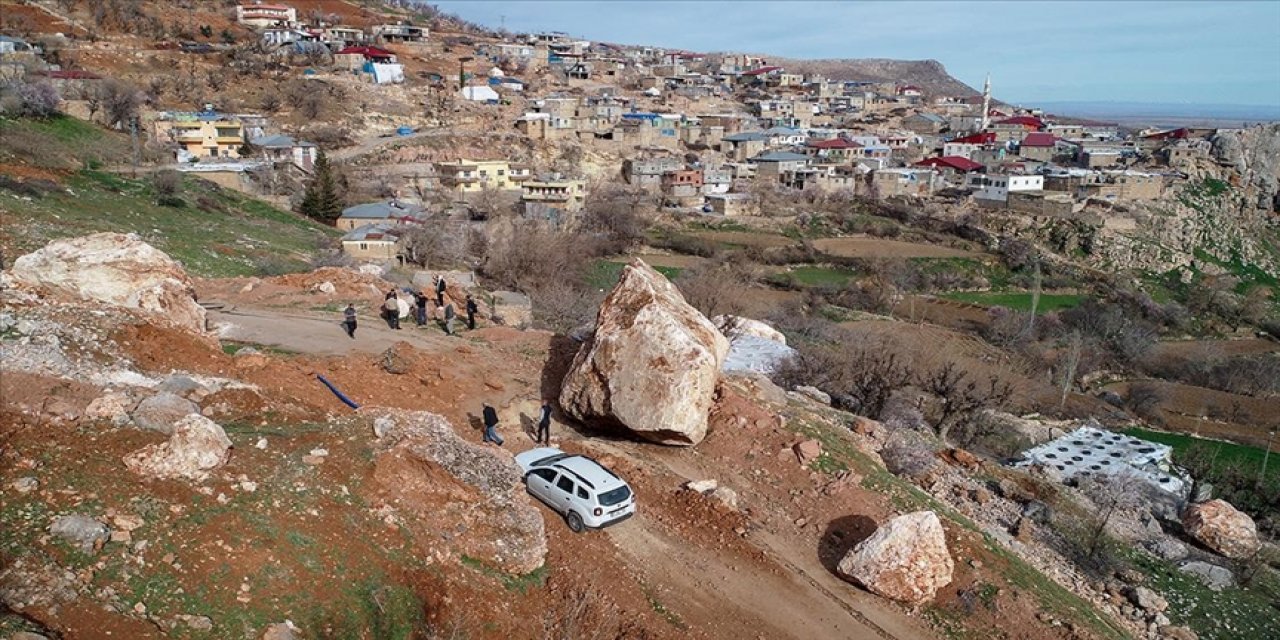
819, 514, 879, 575
466, 413, 484, 436
519, 412, 535, 442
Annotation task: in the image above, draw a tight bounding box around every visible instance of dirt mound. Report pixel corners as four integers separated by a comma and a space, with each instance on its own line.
266, 266, 395, 297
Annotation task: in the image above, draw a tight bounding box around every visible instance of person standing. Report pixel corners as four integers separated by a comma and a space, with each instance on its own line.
482, 403, 503, 446
435, 275, 447, 307
383, 292, 401, 330
443, 302, 456, 336
536, 400, 552, 445
413, 290, 429, 326
342, 303, 358, 339
465, 294, 478, 331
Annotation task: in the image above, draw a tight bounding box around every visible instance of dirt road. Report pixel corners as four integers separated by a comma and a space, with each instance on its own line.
210, 306, 457, 356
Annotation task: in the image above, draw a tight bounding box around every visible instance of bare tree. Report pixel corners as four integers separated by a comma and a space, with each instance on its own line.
93, 79, 143, 129
1058, 330, 1083, 410
921, 362, 1014, 442
400, 224, 465, 269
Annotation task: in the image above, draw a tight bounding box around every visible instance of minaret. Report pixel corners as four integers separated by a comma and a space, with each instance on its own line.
980, 73, 991, 131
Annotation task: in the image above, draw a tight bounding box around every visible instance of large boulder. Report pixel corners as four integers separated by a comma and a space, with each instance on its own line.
49, 514, 109, 554
131, 392, 200, 434
1181, 499, 1259, 559
712, 315, 788, 345
836, 511, 954, 605
8, 233, 206, 334
559, 259, 728, 446
123, 414, 232, 481
365, 409, 546, 574
1177, 561, 1235, 591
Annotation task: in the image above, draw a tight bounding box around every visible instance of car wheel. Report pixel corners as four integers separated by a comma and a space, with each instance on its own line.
566, 511, 585, 533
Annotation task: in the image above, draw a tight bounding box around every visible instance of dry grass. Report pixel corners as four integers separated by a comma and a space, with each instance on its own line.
813, 236, 975, 259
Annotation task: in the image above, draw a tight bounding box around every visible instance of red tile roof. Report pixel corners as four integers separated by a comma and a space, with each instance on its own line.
1020, 132, 1057, 147
1141, 128, 1190, 140
915, 156, 984, 172
336, 45, 394, 58
807, 138, 862, 149
951, 132, 997, 144
995, 115, 1044, 129
742, 66, 782, 76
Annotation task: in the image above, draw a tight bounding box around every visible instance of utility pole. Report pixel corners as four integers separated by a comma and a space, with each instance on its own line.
1262, 430, 1276, 488
130, 116, 141, 177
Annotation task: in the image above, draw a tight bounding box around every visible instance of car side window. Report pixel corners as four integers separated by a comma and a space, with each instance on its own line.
531, 469, 557, 482
556, 476, 575, 493
576, 487, 589, 500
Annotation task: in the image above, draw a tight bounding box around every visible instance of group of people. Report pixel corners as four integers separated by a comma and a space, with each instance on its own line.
341, 275, 479, 338
482, 400, 553, 447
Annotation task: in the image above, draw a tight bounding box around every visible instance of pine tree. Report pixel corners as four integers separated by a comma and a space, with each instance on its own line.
299, 149, 343, 225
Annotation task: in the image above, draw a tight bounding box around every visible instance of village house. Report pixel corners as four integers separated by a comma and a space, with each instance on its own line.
460, 85, 500, 103
249, 134, 317, 171
762, 126, 805, 147
236, 2, 297, 28
334, 45, 404, 84
623, 157, 685, 190
750, 151, 810, 182
720, 131, 769, 162
701, 167, 734, 194
1163, 139, 1211, 167
1017, 132, 1075, 162
521, 177, 587, 211
988, 115, 1044, 142
660, 169, 705, 207
341, 223, 403, 262
1045, 123, 1084, 139
336, 200, 426, 231
914, 155, 984, 183
262, 27, 319, 48
434, 160, 530, 193
515, 113, 574, 141
706, 193, 755, 216
1075, 170, 1166, 201
805, 137, 863, 162
323, 27, 366, 47
373, 23, 427, 43
968, 173, 1045, 204
943, 131, 998, 160
871, 167, 938, 198
155, 109, 245, 160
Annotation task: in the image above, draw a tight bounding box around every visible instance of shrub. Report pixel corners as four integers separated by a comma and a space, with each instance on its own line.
151, 169, 183, 198
881, 431, 939, 480
6, 81, 62, 118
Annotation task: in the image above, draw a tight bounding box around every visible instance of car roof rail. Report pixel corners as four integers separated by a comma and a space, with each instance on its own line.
552, 464, 596, 489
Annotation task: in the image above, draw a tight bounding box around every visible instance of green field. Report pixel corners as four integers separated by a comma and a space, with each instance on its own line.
588, 260, 683, 289
2, 169, 336, 278
943, 291, 1084, 312
768, 265, 860, 287
1123, 427, 1278, 482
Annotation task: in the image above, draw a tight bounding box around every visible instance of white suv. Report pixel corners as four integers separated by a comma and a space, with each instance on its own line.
514, 447, 636, 532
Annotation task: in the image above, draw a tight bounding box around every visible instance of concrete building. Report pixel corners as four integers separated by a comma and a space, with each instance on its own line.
1016, 425, 1189, 497
521, 177, 587, 211
341, 223, 403, 261
622, 157, 684, 190
250, 134, 316, 171
236, 3, 296, 28
373, 23, 427, 43
156, 111, 245, 160
707, 193, 755, 216
434, 160, 530, 193
970, 174, 1044, 203
871, 168, 938, 198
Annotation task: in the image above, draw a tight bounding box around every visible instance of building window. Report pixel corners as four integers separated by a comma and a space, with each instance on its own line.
359, 243, 368, 251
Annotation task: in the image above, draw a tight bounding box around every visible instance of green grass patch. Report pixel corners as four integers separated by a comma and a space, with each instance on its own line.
220, 341, 300, 357
769, 265, 859, 288
1123, 548, 1280, 640
460, 555, 549, 594
1, 167, 336, 278
942, 291, 1085, 312
1122, 428, 1277, 482
587, 260, 682, 289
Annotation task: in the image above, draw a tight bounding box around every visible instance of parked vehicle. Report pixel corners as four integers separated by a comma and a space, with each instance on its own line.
514, 447, 636, 532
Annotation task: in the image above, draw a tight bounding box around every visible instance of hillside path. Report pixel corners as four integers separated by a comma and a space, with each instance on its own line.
209, 305, 457, 356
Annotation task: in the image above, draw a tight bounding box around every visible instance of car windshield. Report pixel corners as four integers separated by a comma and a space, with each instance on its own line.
598, 485, 632, 506
534, 453, 569, 467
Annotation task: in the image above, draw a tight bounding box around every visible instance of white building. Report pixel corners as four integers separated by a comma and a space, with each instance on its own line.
236, 3, 297, 28
971, 173, 1043, 202
1016, 426, 1189, 497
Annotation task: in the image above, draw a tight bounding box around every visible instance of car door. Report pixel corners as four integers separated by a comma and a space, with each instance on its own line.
554, 475, 577, 514
527, 468, 558, 507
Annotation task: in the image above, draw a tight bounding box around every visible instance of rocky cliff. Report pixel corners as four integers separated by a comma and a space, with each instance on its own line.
768, 58, 978, 97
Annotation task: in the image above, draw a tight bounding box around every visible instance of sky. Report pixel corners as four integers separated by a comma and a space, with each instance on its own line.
431, 1, 1280, 108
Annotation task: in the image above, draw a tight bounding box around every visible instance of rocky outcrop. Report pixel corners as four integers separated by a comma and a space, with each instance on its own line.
365, 409, 546, 574
8, 233, 207, 334
1211, 123, 1280, 210
1181, 499, 1259, 559
49, 514, 109, 554
559, 259, 729, 446
837, 511, 954, 605
123, 414, 232, 481
713, 315, 788, 345
1178, 561, 1235, 591
85, 391, 134, 427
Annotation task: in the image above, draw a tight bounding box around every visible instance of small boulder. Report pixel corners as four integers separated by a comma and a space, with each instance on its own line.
712, 315, 788, 345
1145, 538, 1188, 561
1181, 499, 1259, 559
685, 479, 719, 493
131, 392, 200, 434
1158, 625, 1198, 640
559, 260, 728, 446
157, 374, 208, 398
793, 439, 823, 466
314, 281, 336, 295
1127, 586, 1168, 612
794, 386, 831, 405
12, 477, 38, 493
85, 392, 134, 426
49, 514, 109, 554
1177, 561, 1234, 591
261, 621, 301, 640
836, 511, 954, 605
123, 414, 232, 481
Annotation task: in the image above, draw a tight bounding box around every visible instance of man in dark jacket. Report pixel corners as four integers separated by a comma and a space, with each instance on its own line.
413, 290, 429, 326
536, 400, 552, 445
342, 304, 358, 339
382, 293, 401, 330
465, 294, 478, 330
435, 275, 447, 307
482, 404, 503, 446
443, 302, 456, 335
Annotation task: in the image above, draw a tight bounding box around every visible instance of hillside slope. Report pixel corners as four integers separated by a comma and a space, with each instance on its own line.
768, 57, 978, 96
